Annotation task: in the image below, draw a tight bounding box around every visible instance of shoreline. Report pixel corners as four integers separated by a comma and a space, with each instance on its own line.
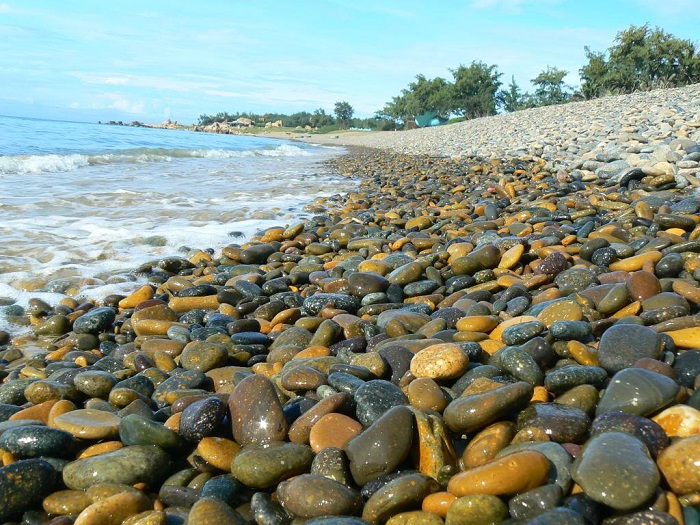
1, 86, 700, 523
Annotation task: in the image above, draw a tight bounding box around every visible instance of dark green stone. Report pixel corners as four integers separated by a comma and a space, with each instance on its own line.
509, 484, 563, 520
544, 365, 608, 395
0, 425, 75, 458
0, 459, 57, 522
597, 324, 661, 373
303, 293, 361, 315
354, 379, 407, 426
346, 405, 414, 486
119, 414, 183, 450
230, 441, 313, 489
501, 320, 546, 345
596, 367, 679, 417
572, 431, 659, 511
499, 346, 544, 386
73, 306, 116, 334
517, 403, 590, 444
63, 445, 172, 490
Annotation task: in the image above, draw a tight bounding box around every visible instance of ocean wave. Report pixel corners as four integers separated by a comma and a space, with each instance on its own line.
0, 153, 91, 174
0, 144, 312, 174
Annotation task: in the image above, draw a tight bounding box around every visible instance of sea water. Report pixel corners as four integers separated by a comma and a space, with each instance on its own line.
0, 115, 353, 331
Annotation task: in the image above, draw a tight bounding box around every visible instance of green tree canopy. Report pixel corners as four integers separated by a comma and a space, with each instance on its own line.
380, 74, 454, 123
580, 24, 700, 97
531, 66, 572, 106
450, 61, 502, 119
334, 101, 354, 129
498, 75, 524, 113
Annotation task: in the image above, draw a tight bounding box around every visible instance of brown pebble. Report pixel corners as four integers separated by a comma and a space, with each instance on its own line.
288, 392, 351, 444
653, 405, 700, 438
626, 271, 662, 302
410, 343, 469, 380
408, 378, 448, 412
421, 491, 456, 518
448, 450, 550, 496
461, 421, 517, 469
74, 491, 152, 525
657, 436, 700, 495
309, 413, 363, 453
43, 490, 92, 516
196, 437, 241, 470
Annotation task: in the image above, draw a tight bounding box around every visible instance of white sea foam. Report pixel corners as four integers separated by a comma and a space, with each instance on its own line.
0, 153, 90, 174
0, 120, 354, 336
0, 144, 313, 175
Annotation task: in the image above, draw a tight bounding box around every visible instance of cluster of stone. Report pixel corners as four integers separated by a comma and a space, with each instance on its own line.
1, 134, 700, 523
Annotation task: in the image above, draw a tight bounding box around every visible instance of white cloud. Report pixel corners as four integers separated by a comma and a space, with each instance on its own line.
202, 90, 247, 98
71, 71, 220, 92
0, 3, 12, 13
70, 93, 146, 115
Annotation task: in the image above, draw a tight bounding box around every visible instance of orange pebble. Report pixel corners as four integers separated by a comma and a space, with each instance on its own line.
422, 491, 457, 518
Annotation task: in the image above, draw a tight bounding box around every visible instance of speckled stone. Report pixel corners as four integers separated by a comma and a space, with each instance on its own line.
230, 441, 313, 489
499, 346, 544, 386
0, 459, 58, 522
517, 403, 591, 443
596, 367, 680, 417
179, 396, 227, 441
410, 343, 469, 380
362, 473, 440, 524
346, 405, 414, 486
444, 494, 508, 525
544, 365, 608, 394
0, 424, 75, 458
62, 445, 172, 490
354, 379, 407, 427
657, 435, 700, 495
73, 306, 116, 335
673, 349, 700, 388
444, 381, 533, 434
228, 374, 288, 446
597, 324, 662, 373
277, 474, 361, 518
303, 293, 361, 315
572, 431, 659, 510
590, 409, 670, 457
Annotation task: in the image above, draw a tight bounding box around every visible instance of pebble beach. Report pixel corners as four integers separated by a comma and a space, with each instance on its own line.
2, 85, 700, 525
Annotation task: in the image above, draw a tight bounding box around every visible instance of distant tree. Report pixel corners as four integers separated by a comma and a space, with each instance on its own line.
334, 101, 354, 129
450, 61, 502, 119
580, 24, 700, 97
498, 75, 524, 112
579, 46, 609, 99
380, 74, 454, 123
378, 96, 409, 124
310, 108, 335, 128
531, 66, 572, 106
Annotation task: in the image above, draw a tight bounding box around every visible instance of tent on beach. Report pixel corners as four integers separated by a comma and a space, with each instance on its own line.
414, 111, 448, 128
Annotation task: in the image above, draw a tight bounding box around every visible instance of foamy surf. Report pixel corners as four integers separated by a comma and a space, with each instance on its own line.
0, 144, 313, 174
0, 116, 354, 335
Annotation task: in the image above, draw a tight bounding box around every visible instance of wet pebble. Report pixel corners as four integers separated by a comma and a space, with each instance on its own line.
571, 431, 659, 510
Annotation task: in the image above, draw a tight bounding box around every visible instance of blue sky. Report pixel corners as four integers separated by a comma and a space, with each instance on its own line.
0, 0, 697, 124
